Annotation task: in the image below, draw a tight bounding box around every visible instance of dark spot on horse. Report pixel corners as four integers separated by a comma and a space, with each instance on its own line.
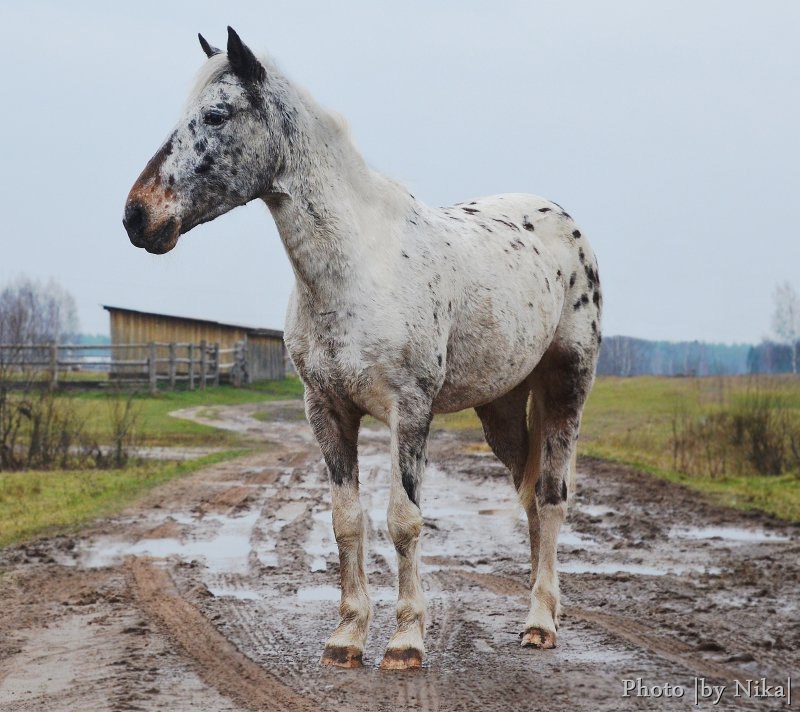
561, 480, 568, 501
402, 251, 410, 259
433, 311, 438, 322
585, 265, 596, 285
231, 168, 238, 176
462, 207, 480, 214
578, 248, 585, 263
522, 215, 535, 231
598, 333, 603, 344
449, 215, 460, 221
581, 293, 589, 305
195, 155, 214, 174
593, 291, 601, 306
533, 246, 540, 255
409, 219, 417, 225
167, 175, 175, 186
448, 301, 452, 313
573, 299, 582, 311
545, 278, 550, 291
493, 218, 520, 231
538, 207, 551, 213
569, 272, 576, 287
591, 320, 597, 332
561, 211, 572, 219
437, 354, 442, 366
193, 139, 207, 155
528, 302, 534, 308
556, 269, 562, 278
572, 230, 581, 239
445, 241, 451, 246
469, 201, 477, 205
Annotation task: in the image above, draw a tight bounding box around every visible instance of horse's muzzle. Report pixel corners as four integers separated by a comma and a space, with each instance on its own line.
123, 199, 180, 254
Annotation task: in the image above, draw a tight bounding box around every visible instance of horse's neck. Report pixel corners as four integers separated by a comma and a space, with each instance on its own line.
264, 112, 409, 307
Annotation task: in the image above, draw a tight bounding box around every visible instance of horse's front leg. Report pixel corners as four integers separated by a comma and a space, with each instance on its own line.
305, 391, 371, 668
380, 402, 432, 670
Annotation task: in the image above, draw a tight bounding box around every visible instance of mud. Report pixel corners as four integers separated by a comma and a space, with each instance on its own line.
0, 401, 797, 711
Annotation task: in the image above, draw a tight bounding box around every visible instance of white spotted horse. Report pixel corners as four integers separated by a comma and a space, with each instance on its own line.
123, 27, 602, 670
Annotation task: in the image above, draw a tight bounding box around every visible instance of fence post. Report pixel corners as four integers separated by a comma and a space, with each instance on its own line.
168, 342, 176, 391
200, 339, 208, 390
188, 343, 195, 390
242, 334, 249, 385
233, 341, 242, 388
213, 343, 220, 387
148, 342, 157, 395
49, 343, 59, 389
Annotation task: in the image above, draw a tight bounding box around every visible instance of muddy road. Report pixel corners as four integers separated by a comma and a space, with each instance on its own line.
0, 401, 797, 711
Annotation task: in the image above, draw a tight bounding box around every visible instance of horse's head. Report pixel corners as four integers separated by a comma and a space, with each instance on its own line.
123, 27, 285, 254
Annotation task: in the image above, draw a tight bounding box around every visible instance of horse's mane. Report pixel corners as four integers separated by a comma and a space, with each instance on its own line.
186, 54, 352, 144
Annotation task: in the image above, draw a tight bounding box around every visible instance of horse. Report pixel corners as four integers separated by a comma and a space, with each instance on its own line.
123, 27, 602, 670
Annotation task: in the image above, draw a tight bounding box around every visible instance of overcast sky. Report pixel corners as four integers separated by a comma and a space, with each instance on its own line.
1, 1, 798, 343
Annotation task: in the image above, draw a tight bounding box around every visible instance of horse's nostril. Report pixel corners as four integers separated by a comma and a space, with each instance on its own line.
123, 201, 146, 234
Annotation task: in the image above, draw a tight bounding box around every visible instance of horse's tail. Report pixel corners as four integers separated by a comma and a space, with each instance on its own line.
517, 392, 542, 512
517, 391, 578, 511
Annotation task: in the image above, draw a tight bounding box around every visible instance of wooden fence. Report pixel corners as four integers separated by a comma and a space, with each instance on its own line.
0, 341, 249, 394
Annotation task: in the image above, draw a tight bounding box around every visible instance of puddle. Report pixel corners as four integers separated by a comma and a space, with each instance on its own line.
560, 560, 722, 577
303, 509, 337, 572
84, 510, 261, 574
296, 585, 396, 603
208, 586, 260, 601
671, 526, 790, 543
578, 504, 615, 518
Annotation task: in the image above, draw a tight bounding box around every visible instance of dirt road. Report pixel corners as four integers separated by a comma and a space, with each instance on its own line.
1, 401, 797, 711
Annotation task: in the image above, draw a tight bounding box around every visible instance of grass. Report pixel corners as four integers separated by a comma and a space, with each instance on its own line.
431, 375, 800, 521
577, 376, 800, 521
70, 377, 304, 447
0, 450, 248, 547
0, 377, 304, 548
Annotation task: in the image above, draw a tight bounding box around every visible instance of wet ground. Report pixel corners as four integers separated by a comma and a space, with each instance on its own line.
0, 401, 798, 711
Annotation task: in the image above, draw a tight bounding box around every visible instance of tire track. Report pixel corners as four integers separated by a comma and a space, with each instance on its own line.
128, 556, 318, 712
450, 570, 753, 685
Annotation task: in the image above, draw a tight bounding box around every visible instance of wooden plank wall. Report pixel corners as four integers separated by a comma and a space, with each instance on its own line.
109, 310, 286, 381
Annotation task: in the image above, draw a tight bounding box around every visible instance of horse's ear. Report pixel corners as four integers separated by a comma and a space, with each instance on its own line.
226, 26, 266, 83
198, 33, 221, 59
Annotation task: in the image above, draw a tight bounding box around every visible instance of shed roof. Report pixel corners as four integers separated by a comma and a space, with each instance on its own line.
102, 305, 283, 339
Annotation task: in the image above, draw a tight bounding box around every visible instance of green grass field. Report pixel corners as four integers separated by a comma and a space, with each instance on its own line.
0, 450, 248, 547
0, 378, 303, 547
71, 377, 305, 447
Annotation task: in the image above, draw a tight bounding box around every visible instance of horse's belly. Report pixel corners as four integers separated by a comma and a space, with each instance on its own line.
432, 312, 556, 414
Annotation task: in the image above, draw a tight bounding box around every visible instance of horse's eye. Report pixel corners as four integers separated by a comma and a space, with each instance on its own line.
203, 110, 227, 126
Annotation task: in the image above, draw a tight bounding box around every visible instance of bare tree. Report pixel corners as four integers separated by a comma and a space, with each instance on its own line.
772, 281, 800, 374
0, 277, 78, 346
0, 277, 81, 469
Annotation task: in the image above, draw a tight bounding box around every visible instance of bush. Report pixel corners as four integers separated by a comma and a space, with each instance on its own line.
671, 382, 800, 477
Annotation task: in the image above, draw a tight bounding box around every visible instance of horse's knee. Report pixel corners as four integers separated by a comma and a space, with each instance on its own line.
387, 504, 423, 555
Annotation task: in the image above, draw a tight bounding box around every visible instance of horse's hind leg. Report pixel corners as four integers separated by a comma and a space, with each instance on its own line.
380, 396, 432, 670
305, 390, 371, 668
520, 343, 595, 649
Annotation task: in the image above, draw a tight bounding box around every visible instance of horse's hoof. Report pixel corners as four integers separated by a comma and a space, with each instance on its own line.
379, 647, 423, 670
521, 627, 557, 649
321, 645, 364, 668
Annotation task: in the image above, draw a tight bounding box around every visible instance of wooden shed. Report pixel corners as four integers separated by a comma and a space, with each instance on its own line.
103, 306, 286, 382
